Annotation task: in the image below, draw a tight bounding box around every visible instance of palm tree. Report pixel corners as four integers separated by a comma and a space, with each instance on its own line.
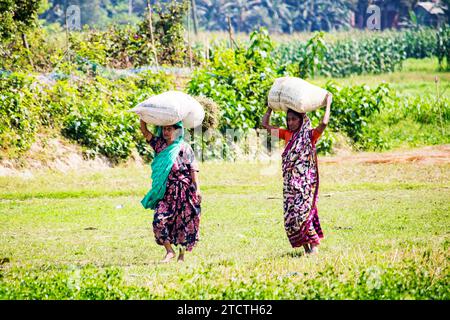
226, 0, 263, 33
196, 0, 232, 31
196, 0, 264, 32
285, 0, 351, 32
263, 0, 294, 33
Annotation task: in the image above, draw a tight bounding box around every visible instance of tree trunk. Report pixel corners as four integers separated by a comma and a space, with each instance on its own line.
227, 16, 237, 49
191, 0, 198, 35
146, 0, 158, 66
187, 0, 193, 68
21, 33, 34, 69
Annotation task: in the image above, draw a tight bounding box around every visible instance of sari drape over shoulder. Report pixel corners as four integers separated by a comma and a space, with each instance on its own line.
147, 136, 201, 252
281, 115, 323, 248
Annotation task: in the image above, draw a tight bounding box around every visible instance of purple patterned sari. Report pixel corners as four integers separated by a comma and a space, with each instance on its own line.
281, 114, 323, 248
149, 136, 201, 252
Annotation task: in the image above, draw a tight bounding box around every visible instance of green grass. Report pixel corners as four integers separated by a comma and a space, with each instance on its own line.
313, 58, 450, 97
312, 57, 450, 151
0, 53, 449, 299
1, 161, 449, 299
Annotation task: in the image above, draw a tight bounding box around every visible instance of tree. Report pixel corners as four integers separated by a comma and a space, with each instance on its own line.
0, 0, 46, 68
439, 0, 450, 23
260, 0, 293, 33
139, 0, 189, 65
227, 0, 262, 33
196, 0, 233, 31
284, 0, 351, 32
0, 0, 43, 40
191, 0, 198, 34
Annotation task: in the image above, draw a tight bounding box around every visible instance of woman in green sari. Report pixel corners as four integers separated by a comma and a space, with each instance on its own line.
140, 120, 202, 263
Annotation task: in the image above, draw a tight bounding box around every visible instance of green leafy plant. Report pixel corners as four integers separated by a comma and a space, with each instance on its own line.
324, 81, 390, 148
437, 25, 450, 71
297, 32, 327, 79
275, 29, 438, 78
0, 69, 175, 162
188, 27, 285, 131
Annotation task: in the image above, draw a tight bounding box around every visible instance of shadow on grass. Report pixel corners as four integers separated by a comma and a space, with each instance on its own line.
280, 250, 306, 258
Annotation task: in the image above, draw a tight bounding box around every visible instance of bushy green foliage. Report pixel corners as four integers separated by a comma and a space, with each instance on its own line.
164, 259, 449, 299
140, 0, 189, 66
2, 256, 447, 299
322, 35, 406, 77
276, 29, 439, 78
0, 70, 175, 162
403, 28, 438, 59
361, 91, 450, 150
0, 73, 41, 158
0, 0, 41, 40
188, 28, 286, 131
437, 25, 450, 71
297, 32, 327, 79
0, 26, 63, 72
324, 81, 390, 146
0, 265, 153, 299
66, 0, 193, 69
1, 1, 194, 72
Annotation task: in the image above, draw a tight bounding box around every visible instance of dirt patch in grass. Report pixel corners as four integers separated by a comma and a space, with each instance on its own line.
1, 135, 448, 178
321, 144, 450, 165
0, 136, 116, 178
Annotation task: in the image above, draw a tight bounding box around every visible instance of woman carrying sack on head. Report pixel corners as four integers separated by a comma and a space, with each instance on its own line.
140, 120, 201, 263
262, 92, 332, 255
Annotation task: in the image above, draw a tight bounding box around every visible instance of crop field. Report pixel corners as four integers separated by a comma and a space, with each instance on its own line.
1, 158, 449, 299
1, 0, 450, 301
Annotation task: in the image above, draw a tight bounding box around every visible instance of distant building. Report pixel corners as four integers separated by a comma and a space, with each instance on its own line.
353, 0, 448, 30
354, 0, 409, 30
414, 1, 447, 27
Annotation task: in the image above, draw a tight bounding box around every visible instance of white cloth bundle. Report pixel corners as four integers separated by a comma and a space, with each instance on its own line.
130, 91, 205, 129
268, 77, 329, 113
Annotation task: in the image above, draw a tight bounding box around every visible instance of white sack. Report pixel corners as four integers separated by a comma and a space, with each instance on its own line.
130, 91, 205, 129
268, 77, 329, 113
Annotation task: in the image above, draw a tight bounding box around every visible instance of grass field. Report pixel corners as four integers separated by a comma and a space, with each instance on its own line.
313, 58, 450, 97
313, 58, 450, 151
1, 159, 449, 299
0, 52, 449, 300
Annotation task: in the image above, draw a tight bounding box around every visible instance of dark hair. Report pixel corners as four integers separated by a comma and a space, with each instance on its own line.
172, 123, 182, 129
286, 109, 304, 130
287, 109, 303, 119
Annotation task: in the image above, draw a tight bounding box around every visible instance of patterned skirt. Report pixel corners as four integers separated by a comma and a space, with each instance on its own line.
283, 172, 323, 248
152, 177, 201, 252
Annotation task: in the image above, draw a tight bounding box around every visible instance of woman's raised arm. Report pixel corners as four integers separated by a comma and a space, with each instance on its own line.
140, 119, 153, 142
315, 92, 332, 135
262, 107, 280, 131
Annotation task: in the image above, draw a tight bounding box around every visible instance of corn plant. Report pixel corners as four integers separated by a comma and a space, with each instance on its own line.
437, 25, 450, 71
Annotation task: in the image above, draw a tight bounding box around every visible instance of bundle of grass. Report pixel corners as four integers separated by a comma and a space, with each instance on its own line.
193, 96, 221, 131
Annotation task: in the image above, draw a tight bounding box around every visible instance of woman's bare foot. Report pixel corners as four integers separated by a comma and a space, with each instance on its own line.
177, 248, 186, 262
303, 244, 311, 254
309, 244, 319, 255
161, 250, 175, 263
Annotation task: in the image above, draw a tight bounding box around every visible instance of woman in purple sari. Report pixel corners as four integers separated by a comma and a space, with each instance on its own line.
140, 120, 201, 263
263, 93, 332, 254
